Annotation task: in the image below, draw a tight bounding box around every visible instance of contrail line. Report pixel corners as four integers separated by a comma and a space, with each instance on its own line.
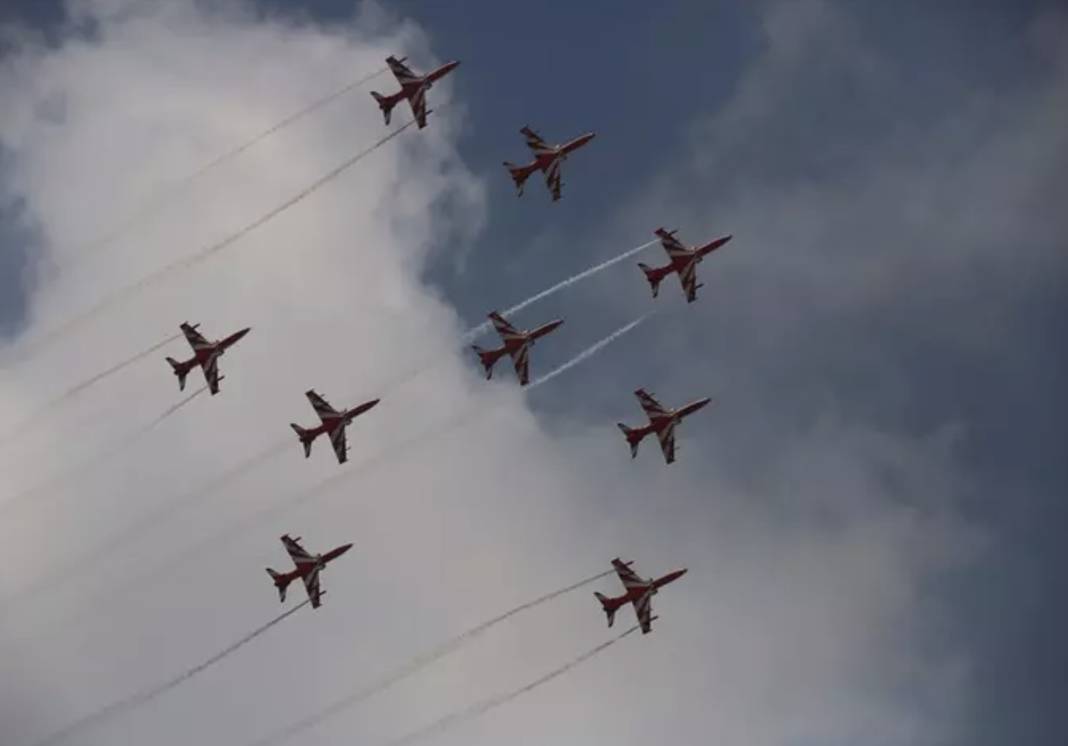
0, 386, 207, 519
247, 568, 619, 746
14, 117, 419, 363
0, 333, 182, 446
383, 625, 642, 746
26, 600, 310, 746
462, 239, 657, 342
67, 67, 388, 268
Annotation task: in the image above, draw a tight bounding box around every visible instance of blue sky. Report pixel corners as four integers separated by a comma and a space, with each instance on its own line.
0, 2, 1065, 745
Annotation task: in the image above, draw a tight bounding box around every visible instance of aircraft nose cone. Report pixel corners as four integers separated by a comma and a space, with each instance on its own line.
235, 327, 252, 341
338, 543, 354, 555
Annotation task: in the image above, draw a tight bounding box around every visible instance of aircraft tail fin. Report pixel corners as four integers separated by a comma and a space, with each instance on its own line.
166, 357, 190, 391
266, 568, 289, 603
638, 263, 667, 299
370, 91, 398, 126
289, 424, 313, 458
471, 345, 503, 380
617, 423, 643, 458
502, 162, 533, 196
594, 591, 619, 627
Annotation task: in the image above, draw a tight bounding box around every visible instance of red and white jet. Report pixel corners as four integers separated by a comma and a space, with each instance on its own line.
266, 534, 353, 609
503, 126, 596, 202
165, 322, 250, 395
639, 228, 733, 303
472, 311, 564, 386
290, 390, 380, 465
371, 55, 460, 130
617, 388, 712, 465
595, 557, 687, 635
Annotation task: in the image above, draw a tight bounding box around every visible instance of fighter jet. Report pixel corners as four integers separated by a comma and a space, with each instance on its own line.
617, 388, 712, 465
289, 390, 380, 465
639, 228, 733, 303
503, 126, 596, 201
472, 311, 564, 386
370, 55, 460, 129
165, 322, 250, 395
266, 534, 353, 609
595, 557, 687, 634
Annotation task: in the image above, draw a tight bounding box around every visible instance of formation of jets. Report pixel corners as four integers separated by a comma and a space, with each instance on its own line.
146, 54, 726, 626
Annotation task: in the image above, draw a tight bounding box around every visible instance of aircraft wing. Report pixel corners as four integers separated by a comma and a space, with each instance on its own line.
488, 311, 519, 340
509, 343, 531, 386
635, 389, 668, 419
282, 534, 315, 567
180, 322, 210, 351
306, 389, 339, 423
200, 353, 221, 395
656, 424, 677, 464
677, 260, 700, 303
545, 158, 563, 201
521, 126, 551, 154
386, 55, 420, 86
406, 86, 429, 129
656, 229, 690, 261
632, 589, 655, 634
302, 565, 323, 608
612, 557, 651, 592
329, 424, 348, 465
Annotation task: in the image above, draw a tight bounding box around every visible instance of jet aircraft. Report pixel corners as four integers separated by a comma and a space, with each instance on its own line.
595, 557, 687, 634
639, 228, 733, 303
472, 311, 564, 386
266, 534, 353, 609
371, 55, 460, 129
503, 126, 595, 201
165, 322, 250, 395
290, 390, 380, 464
617, 388, 712, 464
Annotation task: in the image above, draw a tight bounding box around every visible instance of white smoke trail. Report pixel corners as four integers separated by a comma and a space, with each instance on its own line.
26, 600, 311, 746
65, 67, 387, 273
0, 385, 207, 518
530, 314, 650, 388
0, 436, 288, 618
247, 568, 620, 746
12, 116, 421, 363
382, 624, 642, 746
462, 239, 657, 342
0, 332, 183, 446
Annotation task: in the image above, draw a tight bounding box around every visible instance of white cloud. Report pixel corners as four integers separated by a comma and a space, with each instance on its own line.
0, 2, 979, 746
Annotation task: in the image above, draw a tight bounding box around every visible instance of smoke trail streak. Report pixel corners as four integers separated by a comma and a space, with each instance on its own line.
30, 315, 643, 637
531, 315, 650, 387
15, 117, 420, 363
383, 625, 641, 746
27, 600, 310, 746
67, 67, 388, 270
0, 333, 183, 449
462, 239, 657, 342
0, 386, 206, 518
247, 568, 618, 746
0, 436, 287, 616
